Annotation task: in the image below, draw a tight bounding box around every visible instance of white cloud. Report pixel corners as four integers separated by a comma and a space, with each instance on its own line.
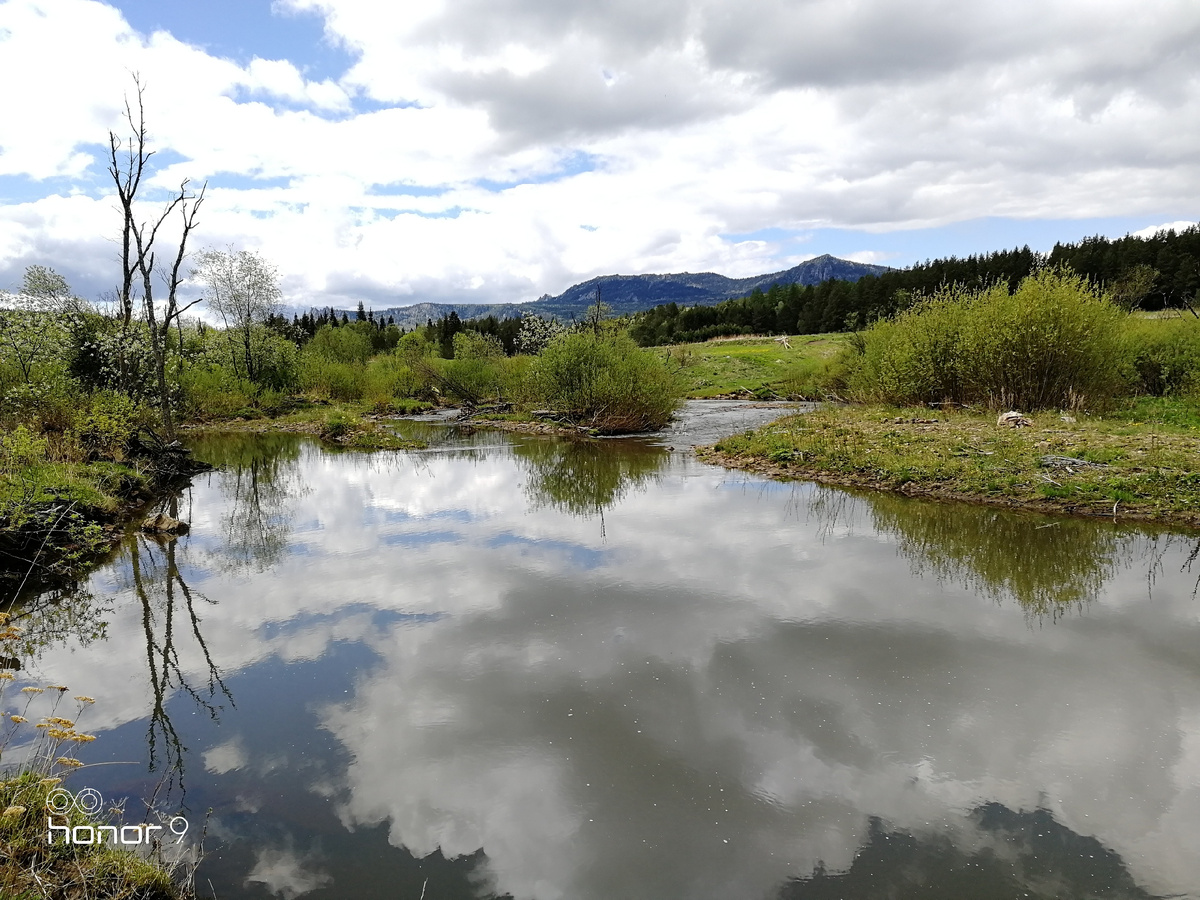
1, 0, 1199, 306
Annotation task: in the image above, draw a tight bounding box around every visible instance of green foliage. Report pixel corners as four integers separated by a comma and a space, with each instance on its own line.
840, 270, 1126, 410
362, 355, 422, 411
530, 331, 684, 433
179, 363, 255, 420
308, 325, 373, 365
452, 330, 504, 360
1123, 316, 1200, 396
321, 413, 351, 439
72, 392, 140, 461
843, 289, 974, 406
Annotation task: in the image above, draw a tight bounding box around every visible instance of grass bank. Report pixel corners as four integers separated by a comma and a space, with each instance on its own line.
658, 334, 848, 399
699, 399, 1200, 529
1, 616, 193, 898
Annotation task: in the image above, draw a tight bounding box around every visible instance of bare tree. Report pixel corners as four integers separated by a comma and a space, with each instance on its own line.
107, 74, 207, 439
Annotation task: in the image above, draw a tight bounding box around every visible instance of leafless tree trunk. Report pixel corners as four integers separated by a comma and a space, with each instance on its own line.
108, 75, 207, 440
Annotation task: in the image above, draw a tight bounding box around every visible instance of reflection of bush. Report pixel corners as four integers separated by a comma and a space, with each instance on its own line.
871, 492, 1127, 615
780, 803, 1153, 900
811, 487, 1129, 616
515, 439, 669, 518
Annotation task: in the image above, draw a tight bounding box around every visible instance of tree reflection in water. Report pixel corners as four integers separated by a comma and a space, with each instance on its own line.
514, 437, 669, 532
0, 585, 110, 670
779, 803, 1153, 900
806, 487, 1141, 619
115, 494, 233, 795
188, 432, 307, 572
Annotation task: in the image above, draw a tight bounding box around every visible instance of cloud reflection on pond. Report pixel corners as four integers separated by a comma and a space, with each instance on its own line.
9, 425, 1200, 899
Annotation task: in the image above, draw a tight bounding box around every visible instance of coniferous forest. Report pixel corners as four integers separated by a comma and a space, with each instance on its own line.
629, 226, 1200, 346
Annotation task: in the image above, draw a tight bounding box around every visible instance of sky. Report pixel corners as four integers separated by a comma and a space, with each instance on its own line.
1, 0, 1199, 309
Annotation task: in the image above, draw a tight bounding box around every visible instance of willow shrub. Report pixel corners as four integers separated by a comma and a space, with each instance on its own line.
842, 270, 1126, 410
1123, 316, 1200, 397
843, 288, 975, 405
529, 330, 684, 433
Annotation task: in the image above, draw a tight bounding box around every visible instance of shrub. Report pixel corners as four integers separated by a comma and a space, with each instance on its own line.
308, 325, 372, 365
297, 349, 364, 402
844, 288, 975, 405
362, 355, 422, 410
529, 331, 684, 433
1123, 316, 1200, 396
956, 269, 1124, 410
840, 270, 1126, 410
179, 364, 255, 420
71, 392, 140, 461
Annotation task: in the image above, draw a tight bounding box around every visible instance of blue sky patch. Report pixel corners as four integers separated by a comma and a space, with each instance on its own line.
108, 0, 354, 83
722, 215, 1200, 270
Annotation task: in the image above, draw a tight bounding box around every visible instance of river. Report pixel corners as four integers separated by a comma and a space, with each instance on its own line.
6, 401, 1200, 900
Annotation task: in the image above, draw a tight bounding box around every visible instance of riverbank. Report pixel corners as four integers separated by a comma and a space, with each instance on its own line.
0, 438, 210, 595
698, 401, 1200, 529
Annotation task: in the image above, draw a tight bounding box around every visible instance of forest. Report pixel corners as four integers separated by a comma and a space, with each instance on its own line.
629, 226, 1200, 345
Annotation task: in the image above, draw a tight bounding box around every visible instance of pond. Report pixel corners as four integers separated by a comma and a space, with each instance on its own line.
7, 402, 1200, 900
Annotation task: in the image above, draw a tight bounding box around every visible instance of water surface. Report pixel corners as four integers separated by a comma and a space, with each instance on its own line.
8, 409, 1200, 900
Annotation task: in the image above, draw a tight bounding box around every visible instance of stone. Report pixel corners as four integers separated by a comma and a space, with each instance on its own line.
997, 411, 1033, 428
141, 513, 189, 535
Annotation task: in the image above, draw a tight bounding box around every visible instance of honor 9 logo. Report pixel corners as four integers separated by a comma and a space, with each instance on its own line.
45, 788, 188, 846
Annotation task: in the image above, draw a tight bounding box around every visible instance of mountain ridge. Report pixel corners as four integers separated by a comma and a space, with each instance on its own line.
306, 254, 891, 328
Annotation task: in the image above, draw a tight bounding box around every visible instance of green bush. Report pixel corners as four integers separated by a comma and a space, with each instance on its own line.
180, 363, 255, 420
298, 349, 365, 401
844, 289, 974, 405
840, 270, 1126, 410
308, 325, 373, 365
529, 331, 684, 433
1123, 317, 1200, 396
71, 391, 140, 461
957, 270, 1124, 410
362, 355, 422, 409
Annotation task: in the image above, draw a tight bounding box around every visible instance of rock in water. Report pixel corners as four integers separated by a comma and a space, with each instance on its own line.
997, 411, 1033, 428
142, 513, 189, 535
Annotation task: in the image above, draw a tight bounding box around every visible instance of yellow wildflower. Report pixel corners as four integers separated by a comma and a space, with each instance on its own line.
70, 733, 96, 743
47, 717, 74, 728
46, 728, 72, 740
55, 758, 84, 768
34, 723, 49, 729
2, 806, 27, 817
20, 687, 43, 694
74, 696, 95, 704
9, 715, 27, 724
0, 673, 14, 681
47, 685, 68, 692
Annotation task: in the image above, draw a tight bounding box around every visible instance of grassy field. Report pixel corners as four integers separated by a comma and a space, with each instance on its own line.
657, 334, 849, 399
700, 400, 1200, 528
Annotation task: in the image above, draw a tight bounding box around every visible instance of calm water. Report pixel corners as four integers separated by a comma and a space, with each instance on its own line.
8, 407, 1200, 900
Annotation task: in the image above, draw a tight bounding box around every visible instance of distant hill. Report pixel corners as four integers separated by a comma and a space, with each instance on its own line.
344, 255, 890, 328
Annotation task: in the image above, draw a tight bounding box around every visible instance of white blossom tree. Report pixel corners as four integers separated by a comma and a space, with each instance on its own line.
191, 247, 282, 383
